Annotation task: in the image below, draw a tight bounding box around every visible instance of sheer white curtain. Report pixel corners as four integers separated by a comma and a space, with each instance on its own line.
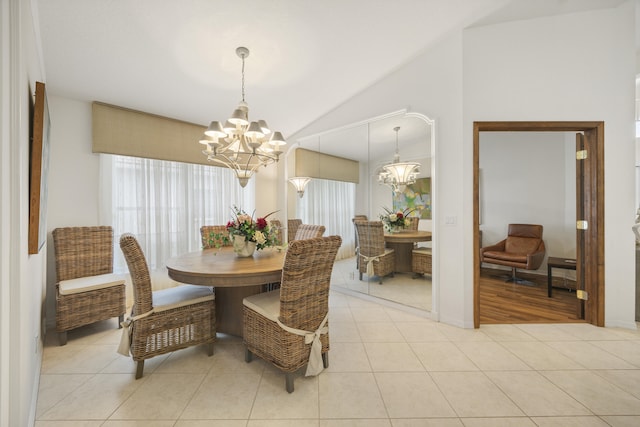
298, 178, 355, 260
102, 154, 254, 273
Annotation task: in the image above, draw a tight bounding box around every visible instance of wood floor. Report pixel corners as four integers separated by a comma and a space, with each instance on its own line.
479, 267, 584, 324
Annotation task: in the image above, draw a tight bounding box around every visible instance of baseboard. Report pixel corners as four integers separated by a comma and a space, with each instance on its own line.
604, 319, 639, 330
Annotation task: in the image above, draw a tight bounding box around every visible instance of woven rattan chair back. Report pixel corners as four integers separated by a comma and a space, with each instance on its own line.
351, 215, 368, 244
352, 216, 368, 255
271, 219, 284, 245
354, 221, 386, 258
287, 219, 302, 243
406, 216, 419, 231
200, 225, 230, 248
280, 235, 342, 331
53, 226, 114, 282
119, 233, 154, 316
294, 224, 325, 241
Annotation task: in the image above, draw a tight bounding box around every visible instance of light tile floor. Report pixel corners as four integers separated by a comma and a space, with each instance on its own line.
331, 257, 432, 311
37, 291, 640, 427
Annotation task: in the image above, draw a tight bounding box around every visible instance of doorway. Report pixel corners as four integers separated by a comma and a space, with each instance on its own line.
473, 121, 604, 328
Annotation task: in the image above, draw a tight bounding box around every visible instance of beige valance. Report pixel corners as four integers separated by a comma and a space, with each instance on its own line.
295, 148, 359, 184
92, 102, 211, 166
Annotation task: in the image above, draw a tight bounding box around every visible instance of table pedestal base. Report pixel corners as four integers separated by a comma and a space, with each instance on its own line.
215, 285, 263, 337
385, 242, 413, 273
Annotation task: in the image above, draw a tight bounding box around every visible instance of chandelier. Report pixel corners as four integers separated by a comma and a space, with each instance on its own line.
199, 47, 286, 187
377, 126, 420, 193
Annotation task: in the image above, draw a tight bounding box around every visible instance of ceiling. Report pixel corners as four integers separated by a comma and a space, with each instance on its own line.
36, 0, 628, 157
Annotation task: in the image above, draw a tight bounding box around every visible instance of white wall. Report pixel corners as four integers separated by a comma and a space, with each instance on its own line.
479, 132, 576, 276
44, 97, 101, 327
0, 0, 48, 425
463, 3, 636, 328
255, 163, 279, 219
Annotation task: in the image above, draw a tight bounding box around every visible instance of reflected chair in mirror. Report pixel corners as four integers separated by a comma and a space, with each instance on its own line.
354, 221, 395, 284
270, 219, 284, 246
287, 219, 302, 243
243, 236, 342, 393
406, 216, 420, 231
52, 226, 126, 345
200, 225, 231, 248
119, 233, 216, 379
294, 224, 326, 240
412, 247, 432, 278
480, 224, 546, 285
352, 215, 368, 268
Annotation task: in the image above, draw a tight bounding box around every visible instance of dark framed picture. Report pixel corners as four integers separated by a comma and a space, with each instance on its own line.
28, 81, 51, 254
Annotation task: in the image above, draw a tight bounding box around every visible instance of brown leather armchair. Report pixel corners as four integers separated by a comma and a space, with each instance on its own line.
480, 224, 546, 285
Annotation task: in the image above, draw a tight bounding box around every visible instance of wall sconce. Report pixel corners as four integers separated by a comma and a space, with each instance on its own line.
288, 177, 311, 198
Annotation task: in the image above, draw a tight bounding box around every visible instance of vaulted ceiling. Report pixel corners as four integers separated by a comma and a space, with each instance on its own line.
36, 0, 628, 148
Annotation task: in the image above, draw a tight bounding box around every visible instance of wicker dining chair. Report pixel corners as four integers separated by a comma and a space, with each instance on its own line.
270, 219, 284, 246
287, 218, 302, 243
406, 216, 420, 231
412, 247, 432, 277
243, 235, 342, 393
200, 225, 231, 248
294, 224, 326, 240
52, 226, 126, 345
354, 221, 395, 284
352, 215, 368, 268
119, 233, 216, 379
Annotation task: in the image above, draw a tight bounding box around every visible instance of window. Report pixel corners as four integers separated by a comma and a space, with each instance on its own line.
106, 155, 254, 272
297, 178, 355, 260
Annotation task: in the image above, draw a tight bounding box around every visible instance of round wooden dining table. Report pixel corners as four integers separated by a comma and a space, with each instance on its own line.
166, 247, 286, 337
384, 230, 432, 273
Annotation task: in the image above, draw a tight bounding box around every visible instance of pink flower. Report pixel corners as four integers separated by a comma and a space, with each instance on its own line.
238, 214, 252, 224
396, 212, 404, 219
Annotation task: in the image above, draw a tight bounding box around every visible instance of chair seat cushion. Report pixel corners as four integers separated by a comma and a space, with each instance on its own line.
413, 247, 432, 255
483, 250, 527, 263
243, 289, 280, 321
59, 273, 125, 296
153, 285, 214, 312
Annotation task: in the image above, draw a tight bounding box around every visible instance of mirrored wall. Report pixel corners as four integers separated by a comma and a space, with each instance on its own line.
287, 110, 435, 312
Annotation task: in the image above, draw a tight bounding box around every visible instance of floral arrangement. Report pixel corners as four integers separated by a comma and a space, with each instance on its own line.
379, 206, 416, 232
210, 206, 280, 250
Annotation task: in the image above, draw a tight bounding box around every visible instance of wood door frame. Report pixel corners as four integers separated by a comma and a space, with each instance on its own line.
473, 121, 605, 328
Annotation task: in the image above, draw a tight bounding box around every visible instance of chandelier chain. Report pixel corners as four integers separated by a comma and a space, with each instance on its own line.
394, 126, 400, 153
241, 52, 246, 103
